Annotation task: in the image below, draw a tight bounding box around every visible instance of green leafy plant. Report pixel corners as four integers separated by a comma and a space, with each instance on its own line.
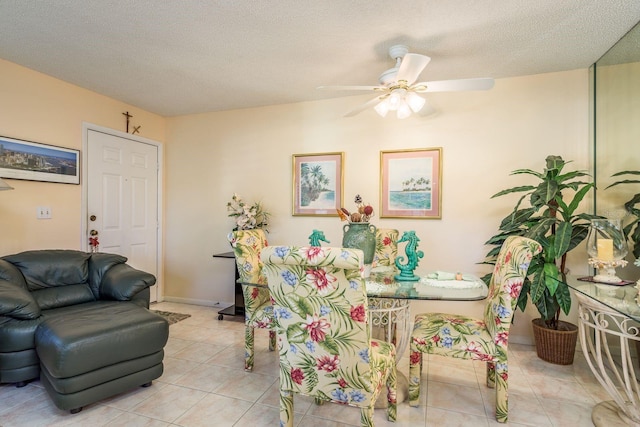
482, 155, 597, 330
606, 171, 640, 260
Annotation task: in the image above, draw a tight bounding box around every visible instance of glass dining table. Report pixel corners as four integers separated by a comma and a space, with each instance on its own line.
242, 267, 488, 404
242, 267, 488, 361
364, 267, 487, 360
563, 275, 640, 426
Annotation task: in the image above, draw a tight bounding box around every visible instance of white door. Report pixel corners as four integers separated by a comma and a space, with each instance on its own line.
84, 127, 160, 302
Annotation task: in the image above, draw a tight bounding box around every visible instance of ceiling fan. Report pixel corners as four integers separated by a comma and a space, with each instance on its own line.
318, 45, 494, 119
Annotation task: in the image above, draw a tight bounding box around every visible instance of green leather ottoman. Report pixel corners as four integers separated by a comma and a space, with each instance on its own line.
35, 302, 169, 412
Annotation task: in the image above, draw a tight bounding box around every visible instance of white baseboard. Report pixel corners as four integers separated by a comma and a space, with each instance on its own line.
159, 296, 233, 308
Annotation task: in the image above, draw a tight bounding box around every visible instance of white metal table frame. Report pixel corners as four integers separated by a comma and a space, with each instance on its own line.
571, 280, 640, 426
368, 298, 412, 361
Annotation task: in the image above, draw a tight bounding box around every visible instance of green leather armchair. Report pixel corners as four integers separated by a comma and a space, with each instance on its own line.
0, 250, 169, 413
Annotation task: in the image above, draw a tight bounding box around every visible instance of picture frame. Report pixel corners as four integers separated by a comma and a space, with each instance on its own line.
0, 135, 80, 184
292, 152, 344, 216
380, 148, 442, 219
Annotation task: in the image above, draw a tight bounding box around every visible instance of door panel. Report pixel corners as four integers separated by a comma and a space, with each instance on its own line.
86, 129, 159, 302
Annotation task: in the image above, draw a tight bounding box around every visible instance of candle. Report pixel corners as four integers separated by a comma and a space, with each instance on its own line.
597, 238, 614, 261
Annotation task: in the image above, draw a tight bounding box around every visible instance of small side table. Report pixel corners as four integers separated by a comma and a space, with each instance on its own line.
212, 251, 244, 320
574, 288, 640, 425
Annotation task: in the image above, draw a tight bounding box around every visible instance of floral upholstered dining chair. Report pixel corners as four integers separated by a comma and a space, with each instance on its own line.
227, 229, 276, 371
260, 246, 397, 427
372, 228, 399, 270
408, 236, 542, 423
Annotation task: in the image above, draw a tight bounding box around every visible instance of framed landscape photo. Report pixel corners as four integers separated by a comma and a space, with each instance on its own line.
380, 148, 442, 219
0, 135, 80, 184
292, 152, 343, 216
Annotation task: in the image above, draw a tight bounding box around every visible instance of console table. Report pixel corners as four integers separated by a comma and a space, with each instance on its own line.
565, 275, 640, 426
212, 251, 244, 320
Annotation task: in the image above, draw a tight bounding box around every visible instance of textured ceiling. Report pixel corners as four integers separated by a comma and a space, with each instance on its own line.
1, 1, 639, 117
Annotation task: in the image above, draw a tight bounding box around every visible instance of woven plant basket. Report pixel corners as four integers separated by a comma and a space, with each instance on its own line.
532, 318, 578, 365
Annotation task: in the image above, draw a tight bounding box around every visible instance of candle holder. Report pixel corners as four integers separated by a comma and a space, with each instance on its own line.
587, 258, 628, 283
586, 218, 628, 283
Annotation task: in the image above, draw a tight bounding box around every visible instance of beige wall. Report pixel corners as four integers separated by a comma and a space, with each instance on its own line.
0, 57, 591, 345
165, 68, 591, 343
0, 59, 165, 254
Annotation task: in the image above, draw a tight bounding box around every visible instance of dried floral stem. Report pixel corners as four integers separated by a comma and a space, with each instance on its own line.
337, 194, 374, 223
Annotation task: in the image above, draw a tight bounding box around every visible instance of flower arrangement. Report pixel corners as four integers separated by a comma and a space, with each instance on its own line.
226, 193, 270, 232
337, 194, 374, 223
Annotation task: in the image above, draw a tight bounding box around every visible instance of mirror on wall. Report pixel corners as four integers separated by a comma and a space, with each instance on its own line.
593, 20, 640, 280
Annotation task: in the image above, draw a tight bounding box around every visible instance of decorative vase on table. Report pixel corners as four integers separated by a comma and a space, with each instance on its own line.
342, 222, 377, 277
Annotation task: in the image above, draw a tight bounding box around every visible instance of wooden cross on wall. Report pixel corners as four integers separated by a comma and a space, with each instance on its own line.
122, 111, 132, 133
122, 111, 142, 134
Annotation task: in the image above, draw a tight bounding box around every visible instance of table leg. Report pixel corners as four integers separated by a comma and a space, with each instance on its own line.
368, 298, 411, 406
368, 298, 411, 361
576, 293, 640, 426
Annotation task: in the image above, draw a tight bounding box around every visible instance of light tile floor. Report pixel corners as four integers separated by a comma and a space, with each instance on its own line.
0, 301, 611, 426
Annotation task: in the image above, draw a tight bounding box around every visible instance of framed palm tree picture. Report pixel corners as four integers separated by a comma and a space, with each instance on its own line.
292, 152, 343, 216
380, 148, 442, 219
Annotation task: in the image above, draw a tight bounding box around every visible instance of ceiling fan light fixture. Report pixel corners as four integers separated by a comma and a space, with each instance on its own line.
388, 89, 405, 110
374, 99, 390, 117
406, 91, 426, 113
321, 45, 494, 119
397, 102, 412, 119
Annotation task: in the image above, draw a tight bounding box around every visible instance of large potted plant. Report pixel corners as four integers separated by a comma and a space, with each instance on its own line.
482, 155, 597, 364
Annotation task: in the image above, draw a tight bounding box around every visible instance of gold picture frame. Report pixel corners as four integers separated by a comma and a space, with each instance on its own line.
292, 152, 344, 216
380, 148, 442, 219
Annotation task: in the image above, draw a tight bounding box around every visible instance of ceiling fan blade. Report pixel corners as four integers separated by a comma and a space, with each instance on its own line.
413, 77, 495, 93
343, 95, 388, 117
317, 85, 384, 91
396, 53, 431, 85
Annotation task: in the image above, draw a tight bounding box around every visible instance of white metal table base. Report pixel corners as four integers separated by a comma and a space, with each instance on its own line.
368, 297, 412, 361
368, 297, 412, 405
576, 292, 640, 426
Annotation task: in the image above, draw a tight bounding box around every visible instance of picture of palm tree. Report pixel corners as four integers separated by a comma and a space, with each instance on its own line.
300, 161, 336, 207
381, 148, 441, 219
389, 157, 433, 210
401, 176, 431, 191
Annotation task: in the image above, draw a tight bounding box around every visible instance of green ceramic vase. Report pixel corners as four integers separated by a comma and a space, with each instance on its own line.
342, 222, 377, 265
